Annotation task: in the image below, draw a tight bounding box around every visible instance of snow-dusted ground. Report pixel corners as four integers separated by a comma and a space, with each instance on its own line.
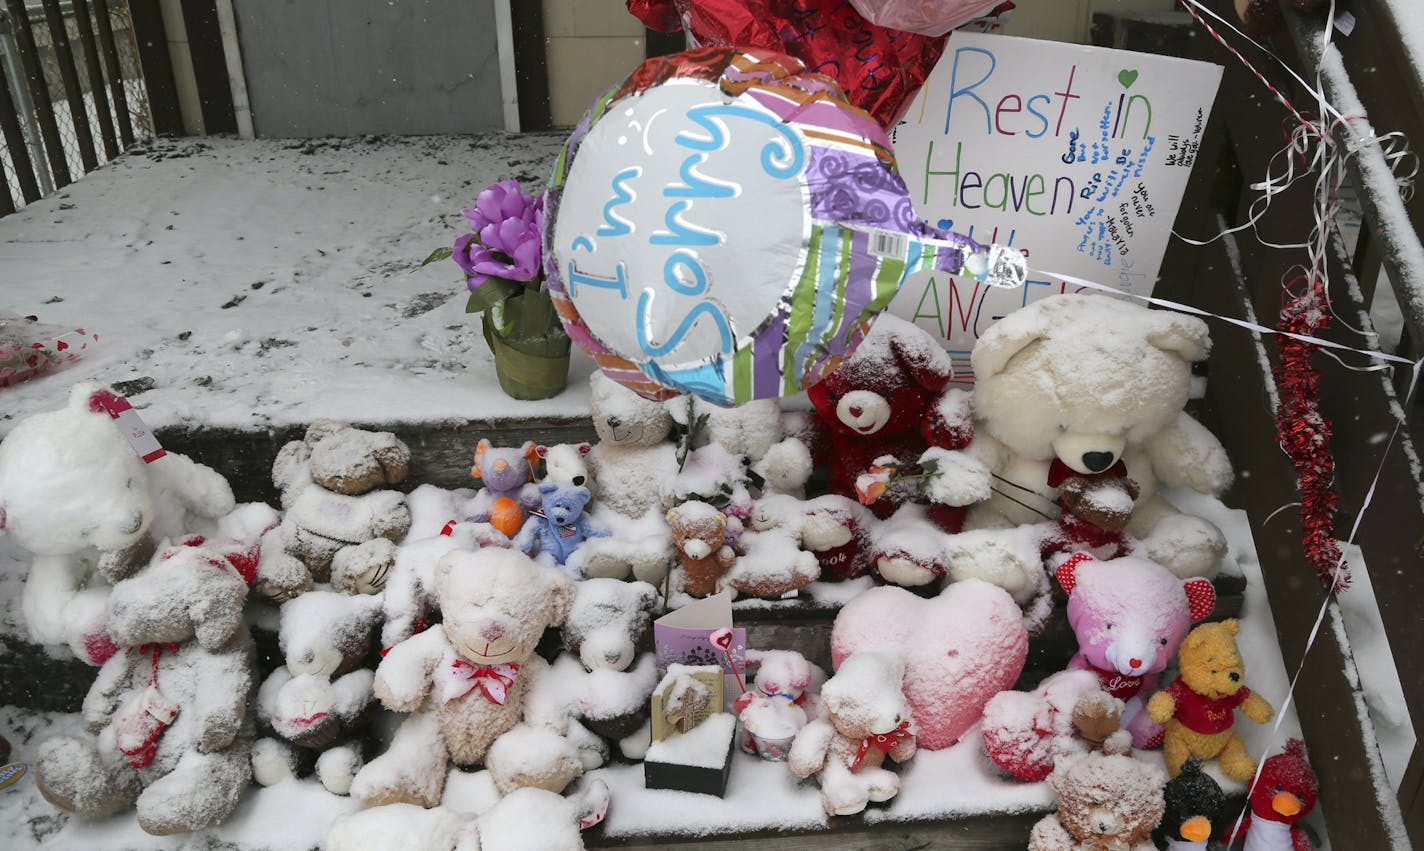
0, 135, 595, 437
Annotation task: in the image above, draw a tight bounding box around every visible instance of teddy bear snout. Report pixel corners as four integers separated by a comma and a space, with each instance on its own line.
117, 509, 145, 536
480, 622, 506, 642
836, 391, 890, 435
1089, 806, 1123, 835
681, 539, 712, 560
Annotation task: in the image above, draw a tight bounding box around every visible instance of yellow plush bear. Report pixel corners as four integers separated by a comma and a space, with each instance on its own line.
1147, 619, 1272, 781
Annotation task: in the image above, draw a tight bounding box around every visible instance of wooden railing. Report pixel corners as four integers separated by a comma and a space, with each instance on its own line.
0, 0, 155, 214
1146, 1, 1424, 847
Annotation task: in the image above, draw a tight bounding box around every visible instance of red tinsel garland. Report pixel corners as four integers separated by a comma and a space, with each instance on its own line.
1272, 281, 1347, 592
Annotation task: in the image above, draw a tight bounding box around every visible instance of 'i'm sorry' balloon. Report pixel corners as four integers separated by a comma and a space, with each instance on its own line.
544, 48, 1024, 406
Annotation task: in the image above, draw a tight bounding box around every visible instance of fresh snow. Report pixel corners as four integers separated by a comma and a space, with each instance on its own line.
0, 135, 594, 437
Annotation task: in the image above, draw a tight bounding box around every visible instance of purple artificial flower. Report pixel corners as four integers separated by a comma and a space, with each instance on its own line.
454, 180, 545, 291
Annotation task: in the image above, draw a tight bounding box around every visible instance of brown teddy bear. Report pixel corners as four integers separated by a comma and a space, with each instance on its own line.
788, 651, 916, 816
1028, 736, 1167, 850
349, 548, 581, 808
667, 501, 735, 598
262, 421, 413, 601
1147, 619, 1273, 781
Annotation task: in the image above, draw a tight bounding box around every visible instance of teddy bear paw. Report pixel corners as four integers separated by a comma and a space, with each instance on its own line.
875, 553, 942, 587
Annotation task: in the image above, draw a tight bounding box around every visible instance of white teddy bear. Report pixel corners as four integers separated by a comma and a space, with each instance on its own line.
961, 294, 1233, 579
0, 384, 238, 663
578, 373, 680, 584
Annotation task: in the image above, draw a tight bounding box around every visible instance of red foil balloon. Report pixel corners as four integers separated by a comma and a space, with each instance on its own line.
627, 0, 949, 129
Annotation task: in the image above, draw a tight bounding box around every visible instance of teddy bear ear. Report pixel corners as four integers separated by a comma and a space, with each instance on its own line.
1183, 578, 1216, 621
745, 649, 765, 667
889, 333, 953, 394
577, 443, 592, 455
1054, 552, 1094, 595
969, 307, 1047, 380
665, 507, 680, 525
545, 569, 577, 626
1145, 313, 1211, 362
535, 444, 550, 459
1222, 618, 1240, 636
472, 439, 491, 478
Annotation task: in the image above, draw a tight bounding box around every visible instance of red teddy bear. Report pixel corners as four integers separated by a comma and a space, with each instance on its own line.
807, 315, 989, 585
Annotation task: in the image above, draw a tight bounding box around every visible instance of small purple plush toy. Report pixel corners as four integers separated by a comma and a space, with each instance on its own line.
514, 482, 609, 579
469, 439, 541, 538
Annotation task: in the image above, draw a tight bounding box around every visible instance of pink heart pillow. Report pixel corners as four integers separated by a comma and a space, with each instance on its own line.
831, 579, 1028, 749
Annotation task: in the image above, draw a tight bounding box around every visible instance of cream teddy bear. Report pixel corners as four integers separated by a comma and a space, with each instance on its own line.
961, 294, 1233, 579
350, 548, 582, 808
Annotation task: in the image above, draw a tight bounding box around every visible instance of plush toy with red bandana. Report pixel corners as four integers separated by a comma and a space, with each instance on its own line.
351, 548, 582, 808
1225, 739, 1318, 851
35, 540, 257, 835
788, 651, 916, 816
1059, 552, 1217, 749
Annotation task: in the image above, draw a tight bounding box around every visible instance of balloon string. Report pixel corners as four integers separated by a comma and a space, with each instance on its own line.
1031, 268, 1420, 369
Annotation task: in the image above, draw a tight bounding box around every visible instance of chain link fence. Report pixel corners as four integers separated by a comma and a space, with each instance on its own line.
0, 0, 153, 211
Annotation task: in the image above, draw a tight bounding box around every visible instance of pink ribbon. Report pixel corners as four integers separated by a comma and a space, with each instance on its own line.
443, 660, 520, 706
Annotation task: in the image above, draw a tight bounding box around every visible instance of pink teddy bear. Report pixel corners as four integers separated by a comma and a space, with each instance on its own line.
1057, 552, 1216, 748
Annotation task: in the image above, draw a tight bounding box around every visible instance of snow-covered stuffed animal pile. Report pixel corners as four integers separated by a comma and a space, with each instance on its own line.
831, 579, 1028, 749
805, 315, 991, 587
981, 669, 1111, 782
252, 590, 384, 794
0, 383, 239, 663
470, 439, 540, 538
35, 539, 256, 835
514, 481, 608, 578
553, 577, 662, 761
1058, 552, 1217, 747
326, 779, 610, 851
961, 293, 1234, 580
722, 494, 821, 600
788, 651, 916, 816
578, 373, 678, 584
1028, 735, 1167, 850
1147, 619, 1273, 782
665, 395, 814, 499
266, 420, 413, 601
350, 547, 581, 808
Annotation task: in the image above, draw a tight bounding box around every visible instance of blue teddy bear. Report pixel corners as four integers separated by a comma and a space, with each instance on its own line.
514, 482, 609, 579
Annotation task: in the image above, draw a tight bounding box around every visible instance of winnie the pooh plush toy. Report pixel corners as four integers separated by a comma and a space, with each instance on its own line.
1148, 619, 1273, 781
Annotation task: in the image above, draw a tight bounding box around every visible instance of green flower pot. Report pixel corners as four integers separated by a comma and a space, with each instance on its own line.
482, 311, 571, 401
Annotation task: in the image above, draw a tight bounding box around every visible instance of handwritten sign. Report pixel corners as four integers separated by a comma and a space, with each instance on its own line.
887, 32, 1221, 380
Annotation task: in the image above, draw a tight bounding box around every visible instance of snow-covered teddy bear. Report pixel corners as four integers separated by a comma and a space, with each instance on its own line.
723, 494, 821, 599
665, 395, 814, 499
350, 548, 581, 808
961, 294, 1233, 579
265, 420, 413, 601
537, 442, 593, 489
554, 577, 662, 760
326, 780, 610, 851
578, 373, 678, 584
667, 500, 736, 598
252, 590, 384, 794
35, 539, 256, 835
1028, 735, 1167, 851
0, 383, 238, 663
788, 651, 916, 816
